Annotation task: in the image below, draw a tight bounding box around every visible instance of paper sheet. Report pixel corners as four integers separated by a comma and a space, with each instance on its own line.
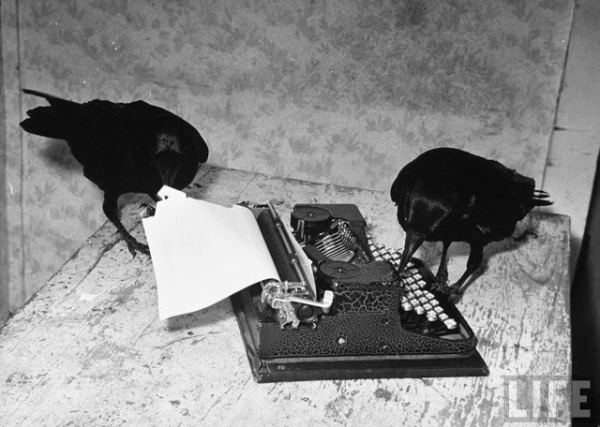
142, 187, 280, 320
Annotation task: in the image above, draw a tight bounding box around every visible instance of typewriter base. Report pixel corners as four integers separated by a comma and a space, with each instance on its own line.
231, 290, 489, 383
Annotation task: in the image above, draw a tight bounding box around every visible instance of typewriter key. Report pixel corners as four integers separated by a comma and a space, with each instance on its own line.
444, 319, 458, 330
360, 238, 470, 332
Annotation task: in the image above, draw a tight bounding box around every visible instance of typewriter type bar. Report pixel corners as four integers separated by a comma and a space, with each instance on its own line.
231, 203, 489, 383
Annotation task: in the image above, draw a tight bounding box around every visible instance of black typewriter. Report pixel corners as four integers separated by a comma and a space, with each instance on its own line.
230, 203, 489, 383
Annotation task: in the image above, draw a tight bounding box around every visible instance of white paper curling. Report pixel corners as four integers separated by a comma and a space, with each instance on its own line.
142, 187, 280, 320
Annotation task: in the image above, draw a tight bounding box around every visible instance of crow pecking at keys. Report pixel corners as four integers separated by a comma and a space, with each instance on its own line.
20, 89, 209, 256
390, 147, 552, 300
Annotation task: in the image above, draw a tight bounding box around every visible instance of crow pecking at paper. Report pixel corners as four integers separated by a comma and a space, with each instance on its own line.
390, 147, 552, 300
20, 89, 209, 256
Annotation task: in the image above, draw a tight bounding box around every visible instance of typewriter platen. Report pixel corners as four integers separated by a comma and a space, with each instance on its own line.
230, 203, 489, 383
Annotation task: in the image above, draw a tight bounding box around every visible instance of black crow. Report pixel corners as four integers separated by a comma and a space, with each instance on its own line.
391, 147, 552, 299
20, 89, 209, 256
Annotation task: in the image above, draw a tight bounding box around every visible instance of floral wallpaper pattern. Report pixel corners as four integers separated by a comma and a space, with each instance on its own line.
2, 0, 573, 312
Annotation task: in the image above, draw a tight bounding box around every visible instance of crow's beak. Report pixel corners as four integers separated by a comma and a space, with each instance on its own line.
157, 152, 182, 188
397, 230, 425, 273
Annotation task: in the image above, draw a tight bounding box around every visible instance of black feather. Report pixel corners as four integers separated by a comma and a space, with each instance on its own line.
390, 147, 552, 299
20, 89, 209, 256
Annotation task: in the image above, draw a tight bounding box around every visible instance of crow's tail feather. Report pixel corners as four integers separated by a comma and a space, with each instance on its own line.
20, 106, 69, 140
531, 189, 553, 207
20, 89, 79, 139
22, 89, 78, 108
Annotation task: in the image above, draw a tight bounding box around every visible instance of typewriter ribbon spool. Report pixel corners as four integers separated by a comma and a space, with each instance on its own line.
291, 205, 331, 241
318, 261, 361, 280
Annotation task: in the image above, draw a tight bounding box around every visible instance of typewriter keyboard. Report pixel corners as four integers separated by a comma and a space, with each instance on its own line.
367, 236, 459, 335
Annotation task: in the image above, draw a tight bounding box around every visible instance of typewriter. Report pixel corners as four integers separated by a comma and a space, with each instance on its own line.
231, 203, 489, 383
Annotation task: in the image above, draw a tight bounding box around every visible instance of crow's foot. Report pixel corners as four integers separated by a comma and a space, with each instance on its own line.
435, 266, 449, 286
432, 276, 449, 293
140, 203, 156, 218
435, 282, 452, 294
123, 235, 150, 257
436, 282, 462, 302
446, 290, 463, 303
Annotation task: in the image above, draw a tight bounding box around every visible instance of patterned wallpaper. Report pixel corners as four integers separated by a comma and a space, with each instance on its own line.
2, 0, 573, 313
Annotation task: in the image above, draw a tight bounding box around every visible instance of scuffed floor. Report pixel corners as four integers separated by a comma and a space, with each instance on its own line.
0, 166, 571, 426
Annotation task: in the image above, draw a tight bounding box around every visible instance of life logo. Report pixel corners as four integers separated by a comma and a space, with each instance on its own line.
504, 376, 592, 422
